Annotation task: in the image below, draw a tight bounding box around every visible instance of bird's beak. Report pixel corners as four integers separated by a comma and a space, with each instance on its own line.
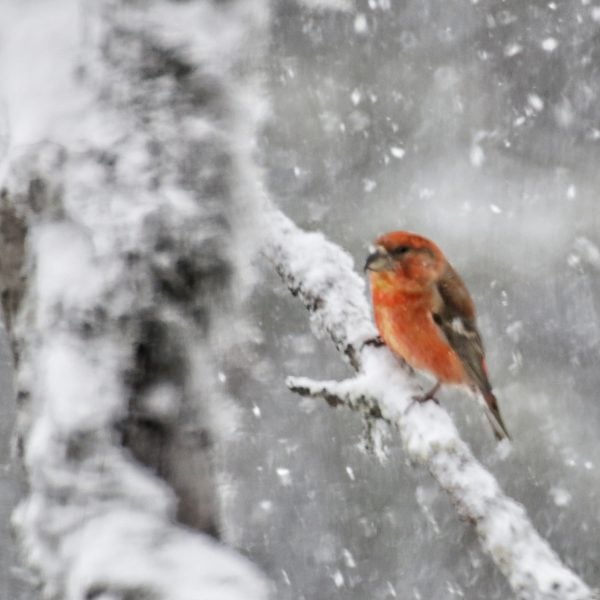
364, 245, 391, 272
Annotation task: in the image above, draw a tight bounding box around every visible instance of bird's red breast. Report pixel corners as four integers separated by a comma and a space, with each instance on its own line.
370, 278, 468, 384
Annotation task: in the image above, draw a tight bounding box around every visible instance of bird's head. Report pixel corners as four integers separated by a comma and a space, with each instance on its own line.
364, 231, 446, 287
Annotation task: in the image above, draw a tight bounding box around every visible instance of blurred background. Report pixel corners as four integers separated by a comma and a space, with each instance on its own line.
222, 1, 600, 599
2, 1, 600, 599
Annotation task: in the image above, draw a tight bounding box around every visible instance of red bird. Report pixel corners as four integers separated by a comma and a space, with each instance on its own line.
365, 231, 510, 441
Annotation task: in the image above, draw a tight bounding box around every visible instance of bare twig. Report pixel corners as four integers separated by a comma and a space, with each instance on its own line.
263, 206, 598, 600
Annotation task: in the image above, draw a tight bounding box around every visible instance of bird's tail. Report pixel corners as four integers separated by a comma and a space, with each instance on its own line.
482, 390, 511, 441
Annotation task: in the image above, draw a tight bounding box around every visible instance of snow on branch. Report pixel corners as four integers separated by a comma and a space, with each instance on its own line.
263, 206, 598, 600
265, 209, 378, 370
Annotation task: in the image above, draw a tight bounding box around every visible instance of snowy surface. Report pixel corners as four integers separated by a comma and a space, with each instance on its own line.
61, 511, 268, 600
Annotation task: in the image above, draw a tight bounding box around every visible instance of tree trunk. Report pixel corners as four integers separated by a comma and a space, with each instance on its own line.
0, 1, 270, 598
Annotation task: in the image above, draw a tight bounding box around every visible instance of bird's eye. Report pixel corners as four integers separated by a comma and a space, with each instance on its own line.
391, 245, 411, 257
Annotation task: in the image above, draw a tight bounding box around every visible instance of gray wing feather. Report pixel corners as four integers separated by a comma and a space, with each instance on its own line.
434, 266, 491, 394
434, 265, 511, 440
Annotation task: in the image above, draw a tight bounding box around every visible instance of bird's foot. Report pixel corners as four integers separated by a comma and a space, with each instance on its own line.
361, 335, 385, 349
410, 394, 440, 405
410, 382, 441, 405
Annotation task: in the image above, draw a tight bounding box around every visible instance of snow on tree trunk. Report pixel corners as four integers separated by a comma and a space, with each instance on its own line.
0, 1, 270, 599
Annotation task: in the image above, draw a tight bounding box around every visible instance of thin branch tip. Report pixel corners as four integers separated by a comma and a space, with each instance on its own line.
286, 376, 344, 407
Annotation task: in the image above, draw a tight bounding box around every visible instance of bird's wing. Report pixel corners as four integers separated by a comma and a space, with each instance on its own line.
433, 264, 490, 394
433, 264, 511, 440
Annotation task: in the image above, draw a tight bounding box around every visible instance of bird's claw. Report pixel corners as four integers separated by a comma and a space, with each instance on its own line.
404, 392, 440, 415
361, 335, 385, 350
410, 393, 440, 405
406, 382, 441, 412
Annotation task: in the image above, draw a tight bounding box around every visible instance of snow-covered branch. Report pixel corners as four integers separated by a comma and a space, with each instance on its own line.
263, 207, 598, 600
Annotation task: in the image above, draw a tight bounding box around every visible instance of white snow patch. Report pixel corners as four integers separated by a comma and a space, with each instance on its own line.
276, 467, 292, 486
35, 336, 124, 434
354, 13, 368, 34
402, 402, 460, 460
549, 487, 572, 507
504, 43, 522, 57
572, 237, 600, 269
33, 222, 103, 319
63, 511, 268, 600
541, 37, 558, 52
0, 0, 87, 148
342, 548, 356, 568
363, 178, 377, 192
527, 93, 545, 111
470, 144, 485, 167
300, 0, 352, 10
